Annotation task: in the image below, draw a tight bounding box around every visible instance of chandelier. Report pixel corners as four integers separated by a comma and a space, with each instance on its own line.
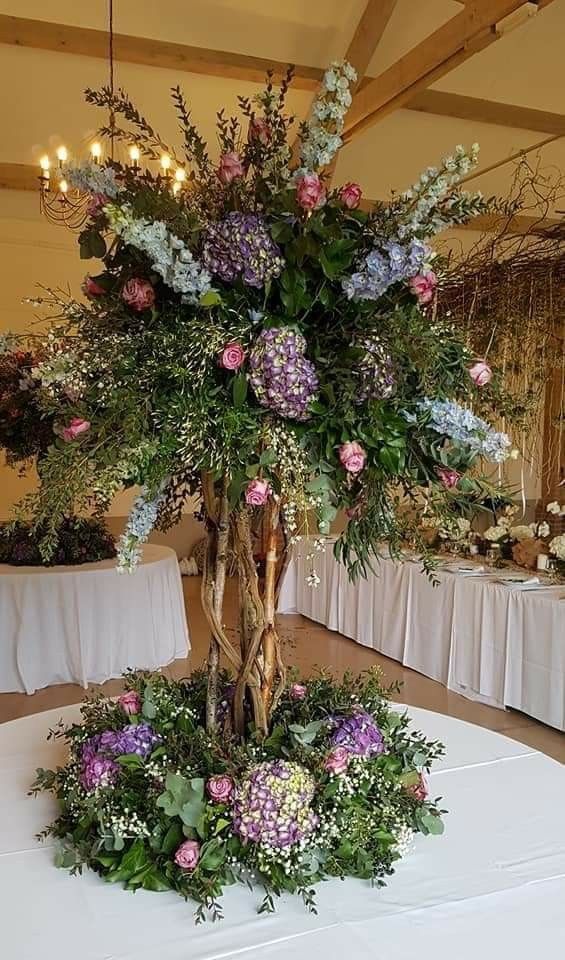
37, 1, 186, 228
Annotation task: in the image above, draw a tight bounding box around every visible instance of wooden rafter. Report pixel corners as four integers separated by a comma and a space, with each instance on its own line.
291, 0, 398, 166
343, 0, 555, 142
0, 14, 323, 90
343, 0, 399, 86
406, 90, 565, 137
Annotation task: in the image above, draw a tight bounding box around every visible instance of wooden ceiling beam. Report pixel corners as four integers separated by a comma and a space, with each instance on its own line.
343, 0, 555, 142
406, 89, 565, 136
344, 0, 399, 87
0, 14, 323, 90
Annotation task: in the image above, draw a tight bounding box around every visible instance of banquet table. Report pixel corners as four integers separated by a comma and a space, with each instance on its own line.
0, 545, 189, 693
278, 542, 565, 731
1, 702, 564, 959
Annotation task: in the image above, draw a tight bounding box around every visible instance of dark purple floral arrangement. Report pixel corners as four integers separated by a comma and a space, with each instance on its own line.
0, 517, 115, 567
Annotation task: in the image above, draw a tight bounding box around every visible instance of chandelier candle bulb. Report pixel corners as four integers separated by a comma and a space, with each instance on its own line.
58, 179, 68, 194
160, 153, 172, 175
56, 146, 68, 165
128, 145, 140, 167
90, 142, 102, 163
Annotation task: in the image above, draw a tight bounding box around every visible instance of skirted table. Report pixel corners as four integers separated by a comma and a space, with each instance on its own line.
278, 541, 565, 731
0, 545, 190, 693
1, 702, 564, 958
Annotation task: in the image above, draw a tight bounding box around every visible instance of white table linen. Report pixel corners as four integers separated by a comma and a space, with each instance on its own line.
1, 702, 563, 959
0, 545, 189, 693
278, 543, 565, 730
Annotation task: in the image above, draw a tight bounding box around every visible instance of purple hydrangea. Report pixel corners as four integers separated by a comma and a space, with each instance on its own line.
233, 760, 318, 849
343, 238, 431, 301
357, 336, 395, 402
249, 327, 318, 421
202, 212, 284, 288
331, 709, 385, 757
79, 723, 161, 791
80, 755, 120, 791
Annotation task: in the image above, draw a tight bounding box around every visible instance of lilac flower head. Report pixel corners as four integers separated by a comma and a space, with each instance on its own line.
232, 760, 318, 849
343, 238, 431, 301
331, 709, 385, 757
79, 723, 161, 791
202, 213, 284, 288
356, 335, 395, 402
249, 327, 318, 421
418, 398, 511, 463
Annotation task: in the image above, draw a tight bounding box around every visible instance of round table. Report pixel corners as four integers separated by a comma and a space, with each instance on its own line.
0, 545, 190, 693
1, 704, 564, 958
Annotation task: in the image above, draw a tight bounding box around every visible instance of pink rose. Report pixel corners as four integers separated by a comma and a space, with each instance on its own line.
218, 151, 245, 184
408, 772, 429, 802
290, 683, 307, 701
206, 775, 234, 803
324, 746, 350, 776
245, 478, 271, 506
339, 441, 366, 475
118, 691, 142, 716
122, 278, 155, 312
436, 467, 461, 489
339, 182, 362, 210
62, 417, 91, 442
219, 342, 245, 371
174, 839, 200, 871
409, 271, 437, 305
248, 117, 270, 145
87, 193, 108, 217
295, 174, 326, 211
83, 276, 105, 298
469, 360, 492, 387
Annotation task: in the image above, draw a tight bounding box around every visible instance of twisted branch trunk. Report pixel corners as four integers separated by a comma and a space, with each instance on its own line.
200, 474, 287, 738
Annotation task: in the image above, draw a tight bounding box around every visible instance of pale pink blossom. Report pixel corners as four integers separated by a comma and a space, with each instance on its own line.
219, 342, 245, 370
324, 746, 350, 775
206, 775, 234, 803
339, 441, 366, 475
295, 174, 326, 211
289, 683, 307, 701
122, 278, 155, 312
174, 839, 200, 871
245, 478, 271, 506
339, 182, 362, 210
118, 691, 142, 716
62, 417, 91, 442
436, 467, 461, 489
247, 117, 270, 145
218, 152, 245, 184
469, 360, 492, 387
409, 271, 437, 305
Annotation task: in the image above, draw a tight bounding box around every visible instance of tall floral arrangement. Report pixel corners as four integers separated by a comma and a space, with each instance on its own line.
13, 63, 509, 736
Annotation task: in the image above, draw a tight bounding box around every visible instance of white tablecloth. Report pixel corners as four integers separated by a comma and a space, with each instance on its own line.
0, 545, 190, 693
1, 702, 564, 958
278, 544, 565, 731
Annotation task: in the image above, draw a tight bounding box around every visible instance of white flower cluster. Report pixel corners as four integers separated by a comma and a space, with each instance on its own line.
439, 516, 471, 542
298, 60, 357, 173
547, 501, 565, 517
64, 162, 121, 198
105, 204, 212, 304
549, 534, 565, 561
396, 144, 481, 239
103, 809, 151, 840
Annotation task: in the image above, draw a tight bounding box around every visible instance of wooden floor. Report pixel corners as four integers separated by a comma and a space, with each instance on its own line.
1, 577, 564, 763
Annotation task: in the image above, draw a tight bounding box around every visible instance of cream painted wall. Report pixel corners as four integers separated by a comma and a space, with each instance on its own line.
1, 0, 553, 522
